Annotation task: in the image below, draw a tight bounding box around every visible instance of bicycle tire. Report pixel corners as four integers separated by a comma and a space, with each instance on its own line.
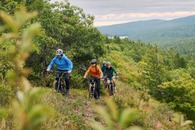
94, 89, 98, 99
108, 84, 113, 96
88, 85, 94, 99
56, 78, 61, 93
111, 84, 114, 96
88, 85, 91, 99
60, 83, 66, 95
53, 81, 57, 91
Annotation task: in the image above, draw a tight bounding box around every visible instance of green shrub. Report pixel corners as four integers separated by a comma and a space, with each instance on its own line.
0, 85, 13, 107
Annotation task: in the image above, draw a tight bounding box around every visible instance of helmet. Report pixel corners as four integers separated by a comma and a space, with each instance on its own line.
102, 61, 107, 64
90, 59, 97, 64
56, 49, 63, 56
107, 61, 111, 66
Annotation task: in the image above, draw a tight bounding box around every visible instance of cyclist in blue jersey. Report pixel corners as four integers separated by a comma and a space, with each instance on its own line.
47, 49, 73, 95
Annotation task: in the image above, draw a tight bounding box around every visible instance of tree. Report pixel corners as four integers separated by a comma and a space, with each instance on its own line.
141, 45, 167, 94
1, 0, 105, 87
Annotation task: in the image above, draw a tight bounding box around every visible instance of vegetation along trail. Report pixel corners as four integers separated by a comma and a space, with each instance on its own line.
0, 0, 194, 130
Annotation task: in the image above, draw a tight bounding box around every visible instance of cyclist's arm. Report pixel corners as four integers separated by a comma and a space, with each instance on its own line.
47, 57, 56, 70
113, 68, 118, 76
98, 66, 103, 78
84, 66, 91, 77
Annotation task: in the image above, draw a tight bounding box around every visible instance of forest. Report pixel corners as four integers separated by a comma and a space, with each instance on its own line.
0, 0, 194, 130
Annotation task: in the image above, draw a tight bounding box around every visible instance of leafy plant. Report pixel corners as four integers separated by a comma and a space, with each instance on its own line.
172, 114, 193, 130
0, 5, 53, 130
90, 98, 142, 130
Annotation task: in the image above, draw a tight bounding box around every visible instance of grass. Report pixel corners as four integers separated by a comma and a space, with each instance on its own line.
36, 79, 193, 130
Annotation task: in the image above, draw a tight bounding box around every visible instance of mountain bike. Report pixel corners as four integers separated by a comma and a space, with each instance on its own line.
48, 70, 69, 97
84, 77, 98, 99
105, 77, 116, 96
80, 65, 100, 99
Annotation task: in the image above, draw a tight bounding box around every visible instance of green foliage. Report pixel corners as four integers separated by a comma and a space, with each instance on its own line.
141, 45, 167, 90
0, 5, 40, 87
172, 114, 193, 130
103, 41, 194, 129
0, 5, 53, 130
188, 67, 195, 79
163, 38, 195, 55
90, 98, 142, 130
0, 85, 13, 107
1, 1, 194, 129
13, 87, 52, 130
156, 69, 195, 121
42, 89, 89, 130
1, 0, 105, 86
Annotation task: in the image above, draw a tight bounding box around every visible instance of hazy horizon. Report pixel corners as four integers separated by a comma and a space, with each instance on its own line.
51, 0, 195, 26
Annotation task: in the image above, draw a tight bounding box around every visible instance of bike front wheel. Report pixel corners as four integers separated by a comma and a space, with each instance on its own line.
88, 85, 92, 99
108, 84, 114, 96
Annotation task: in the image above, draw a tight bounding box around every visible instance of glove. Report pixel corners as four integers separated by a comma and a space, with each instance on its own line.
67, 70, 72, 73
46, 68, 50, 72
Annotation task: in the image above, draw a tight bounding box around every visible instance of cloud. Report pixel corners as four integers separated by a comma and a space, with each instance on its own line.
98, 11, 195, 20
95, 11, 195, 22
51, 0, 195, 26
93, 11, 195, 26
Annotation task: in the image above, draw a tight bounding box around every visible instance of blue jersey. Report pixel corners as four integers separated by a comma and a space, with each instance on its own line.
47, 54, 73, 71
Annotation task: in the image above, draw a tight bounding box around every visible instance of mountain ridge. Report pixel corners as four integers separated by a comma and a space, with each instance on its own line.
97, 15, 195, 46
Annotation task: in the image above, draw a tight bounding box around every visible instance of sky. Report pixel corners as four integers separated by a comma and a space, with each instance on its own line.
51, 0, 195, 27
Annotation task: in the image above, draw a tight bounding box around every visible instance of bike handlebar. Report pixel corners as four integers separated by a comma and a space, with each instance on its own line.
47, 70, 68, 74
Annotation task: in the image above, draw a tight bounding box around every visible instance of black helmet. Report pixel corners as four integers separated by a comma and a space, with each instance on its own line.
56, 49, 63, 56
91, 59, 97, 64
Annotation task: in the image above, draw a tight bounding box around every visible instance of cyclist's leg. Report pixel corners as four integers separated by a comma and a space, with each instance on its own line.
95, 78, 100, 99
55, 73, 61, 90
104, 77, 107, 88
64, 73, 70, 94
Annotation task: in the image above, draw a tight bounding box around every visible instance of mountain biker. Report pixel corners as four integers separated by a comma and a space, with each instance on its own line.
101, 61, 107, 76
46, 49, 73, 95
83, 59, 103, 99
101, 61, 108, 86
104, 61, 118, 92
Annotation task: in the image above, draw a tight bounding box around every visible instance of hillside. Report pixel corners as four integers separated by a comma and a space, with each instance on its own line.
0, 1, 194, 130
29, 81, 192, 130
97, 15, 195, 53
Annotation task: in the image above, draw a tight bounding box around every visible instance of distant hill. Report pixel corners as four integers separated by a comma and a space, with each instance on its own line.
97, 15, 195, 50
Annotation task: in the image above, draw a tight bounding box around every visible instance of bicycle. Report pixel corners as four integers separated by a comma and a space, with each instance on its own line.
105, 76, 116, 96
84, 77, 98, 99
48, 70, 69, 97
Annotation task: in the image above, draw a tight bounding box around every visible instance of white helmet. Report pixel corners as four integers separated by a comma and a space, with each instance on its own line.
56, 49, 63, 56
107, 61, 111, 66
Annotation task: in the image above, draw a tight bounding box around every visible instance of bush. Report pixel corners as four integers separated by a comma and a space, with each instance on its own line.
0, 85, 13, 107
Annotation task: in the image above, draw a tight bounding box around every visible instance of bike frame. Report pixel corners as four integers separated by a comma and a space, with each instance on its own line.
86, 77, 99, 99
105, 77, 115, 96
89, 78, 96, 98
49, 70, 68, 95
